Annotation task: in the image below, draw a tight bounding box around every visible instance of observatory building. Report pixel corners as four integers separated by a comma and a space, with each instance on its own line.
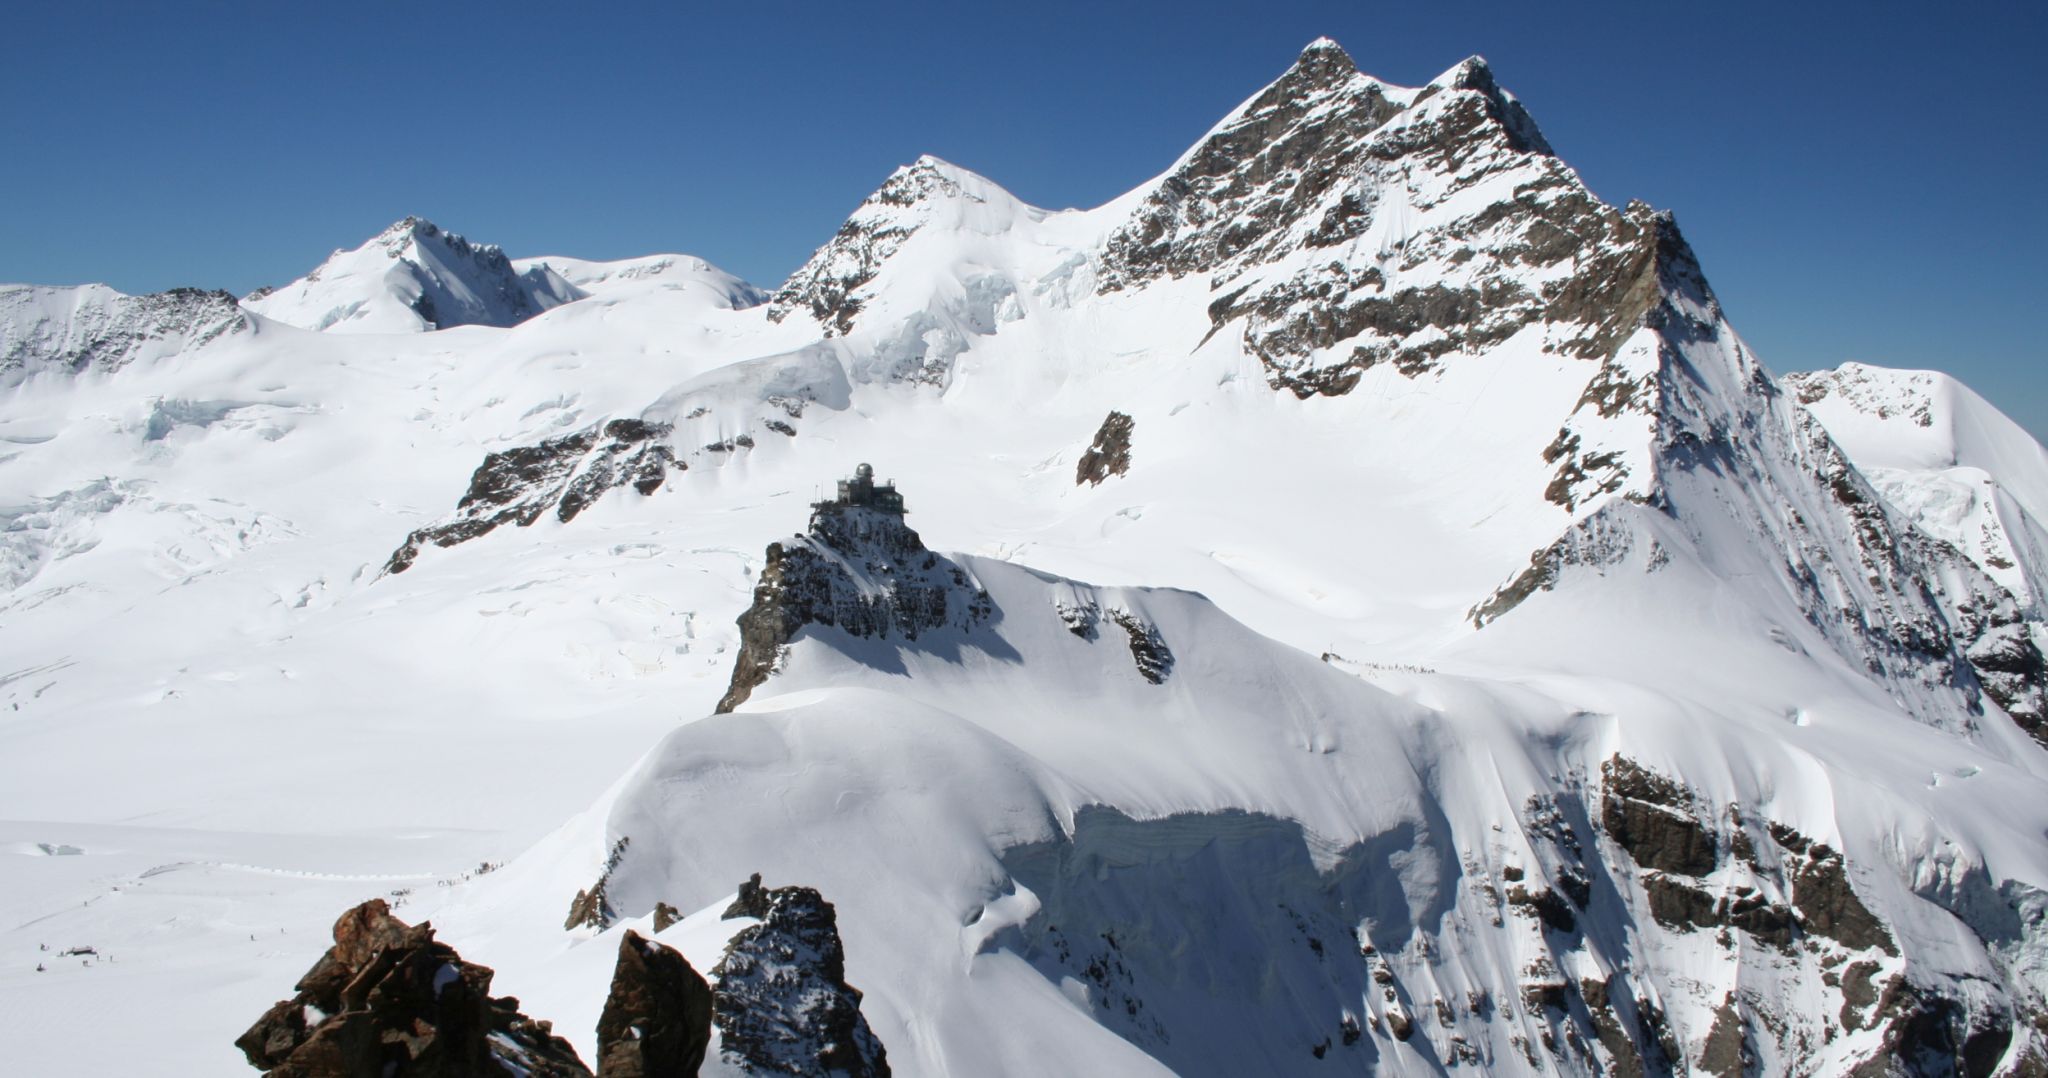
822, 463, 907, 515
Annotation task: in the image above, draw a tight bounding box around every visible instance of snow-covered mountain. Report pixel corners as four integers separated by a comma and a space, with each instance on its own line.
1, 282, 248, 385
4, 38, 2046, 1077
245, 216, 582, 332
1790, 363, 2048, 625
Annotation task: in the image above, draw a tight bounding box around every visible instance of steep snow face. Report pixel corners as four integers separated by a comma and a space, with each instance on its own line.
1465, 240, 2048, 744
245, 217, 582, 333
0, 283, 248, 385
1790, 363, 2048, 619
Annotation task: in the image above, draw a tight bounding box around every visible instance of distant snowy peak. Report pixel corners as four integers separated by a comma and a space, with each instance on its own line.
767, 156, 1040, 336
1790, 362, 2048, 617
245, 216, 581, 334
0, 283, 247, 385
513, 253, 766, 310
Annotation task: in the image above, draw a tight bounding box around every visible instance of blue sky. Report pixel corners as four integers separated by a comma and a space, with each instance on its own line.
5, 1, 2043, 434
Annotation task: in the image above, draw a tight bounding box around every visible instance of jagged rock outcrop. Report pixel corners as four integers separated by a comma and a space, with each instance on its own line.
566, 838, 632, 932
595, 931, 712, 1078
711, 877, 889, 1077
1075, 411, 1133, 486
236, 898, 590, 1077
1, 283, 247, 385
387, 420, 678, 574
716, 494, 991, 712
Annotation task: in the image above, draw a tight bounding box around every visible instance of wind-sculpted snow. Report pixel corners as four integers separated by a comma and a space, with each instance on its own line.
543, 533, 2048, 1076
0, 283, 247, 385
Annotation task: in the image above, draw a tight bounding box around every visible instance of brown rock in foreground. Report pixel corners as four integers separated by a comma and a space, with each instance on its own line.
236, 898, 590, 1077
595, 931, 712, 1077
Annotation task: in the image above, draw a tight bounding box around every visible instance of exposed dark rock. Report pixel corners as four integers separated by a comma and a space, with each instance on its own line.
1642, 874, 1718, 933
387, 419, 677, 574
1697, 996, 1749, 1078
595, 931, 712, 1078
1105, 609, 1174, 685
717, 488, 991, 713
1792, 845, 1896, 955
236, 898, 590, 1077
1578, 977, 1650, 1078
722, 873, 770, 921
1507, 883, 1576, 933
1722, 890, 1798, 948
1385, 1008, 1414, 1041
1076, 411, 1134, 486
1846, 985, 2012, 1078
1520, 981, 1569, 1013
652, 902, 681, 934
566, 837, 631, 932
710, 878, 889, 1077
1840, 960, 1882, 1031
1600, 757, 1717, 877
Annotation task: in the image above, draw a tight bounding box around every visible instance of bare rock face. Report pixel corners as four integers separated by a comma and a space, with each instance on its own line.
717, 492, 991, 713
566, 838, 633, 932
594, 931, 712, 1078
235, 898, 590, 1077
386, 419, 678, 574
711, 877, 889, 1077
1600, 757, 1717, 877
1075, 411, 1134, 486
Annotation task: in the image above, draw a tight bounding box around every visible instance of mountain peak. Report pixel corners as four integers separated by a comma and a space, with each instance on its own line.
1428, 54, 1495, 91
373, 215, 445, 253
1286, 36, 1358, 83
245, 217, 579, 333
1418, 54, 1552, 155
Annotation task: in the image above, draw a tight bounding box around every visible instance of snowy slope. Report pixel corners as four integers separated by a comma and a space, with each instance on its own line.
1790, 362, 2048, 622
517, 252, 767, 311
3, 36, 2047, 1077
245, 216, 581, 333
1, 282, 248, 386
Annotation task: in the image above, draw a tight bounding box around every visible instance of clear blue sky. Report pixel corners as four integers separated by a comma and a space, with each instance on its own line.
5, 1, 2043, 435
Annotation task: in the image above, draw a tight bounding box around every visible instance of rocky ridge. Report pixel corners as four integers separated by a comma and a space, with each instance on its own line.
713, 875, 892, 1077
385, 419, 679, 574
0, 283, 248, 385
717, 493, 993, 712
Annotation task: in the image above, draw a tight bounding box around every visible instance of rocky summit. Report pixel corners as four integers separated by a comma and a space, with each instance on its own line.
6, 34, 2048, 1078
